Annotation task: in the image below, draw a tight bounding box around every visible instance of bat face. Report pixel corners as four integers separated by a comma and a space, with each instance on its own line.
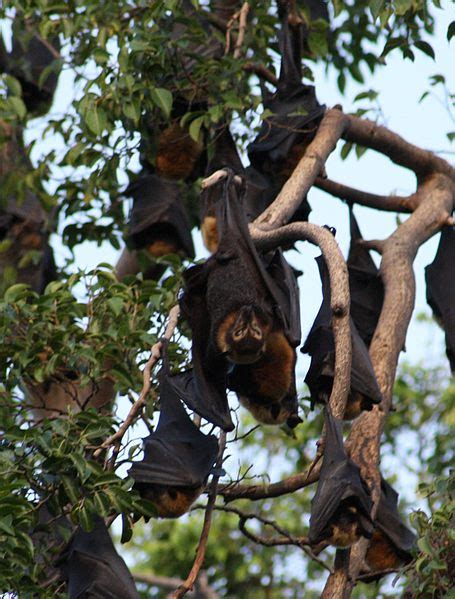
324, 501, 363, 548
217, 305, 270, 364
135, 483, 203, 519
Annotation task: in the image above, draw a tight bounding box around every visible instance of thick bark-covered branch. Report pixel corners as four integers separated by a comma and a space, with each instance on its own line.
315, 177, 417, 213
322, 173, 455, 598
343, 115, 455, 181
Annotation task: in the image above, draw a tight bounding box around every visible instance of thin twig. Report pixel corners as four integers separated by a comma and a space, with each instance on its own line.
172, 432, 227, 598
234, 3, 250, 59
93, 305, 180, 465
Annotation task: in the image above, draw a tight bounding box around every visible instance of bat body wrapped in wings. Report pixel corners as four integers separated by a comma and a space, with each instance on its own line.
128, 343, 219, 517
347, 208, 384, 347
0, 20, 61, 117
58, 516, 139, 598
363, 478, 416, 581
246, 8, 325, 223
425, 225, 455, 373
309, 407, 374, 548
302, 254, 382, 420
181, 170, 301, 429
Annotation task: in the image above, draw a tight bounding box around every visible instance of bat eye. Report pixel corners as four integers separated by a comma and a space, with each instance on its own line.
233, 328, 245, 339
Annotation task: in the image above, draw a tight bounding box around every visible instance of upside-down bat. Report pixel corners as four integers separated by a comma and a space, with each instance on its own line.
58, 516, 139, 598
247, 6, 325, 201
200, 124, 245, 253
425, 225, 455, 373
0, 21, 61, 118
309, 407, 374, 548
125, 172, 194, 261
138, 1, 223, 182
362, 478, 416, 582
228, 249, 302, 427
347, 207, 384, 348
0, 132, 57, 294
128, 342, 219, 517
181, 171, 301, 429
302, 254, 382, 420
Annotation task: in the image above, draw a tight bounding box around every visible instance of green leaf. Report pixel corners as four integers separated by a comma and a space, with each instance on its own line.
447, 21, 455, 42
77, 505, 94, 532
417, 536, 433, 555
3, 75, 22, 97
340, 141, 353, 160
61, 475, 80, 504
107, 297, 124, 316
4, 284, 30, 303
121, 512, 133, 543
369, 0, 385, 21
188, 115, 205, 143
85, 105, 107, 136
150, 88, 173, 119
394, 0, 413, 15
8, 97, 27, 120
414, 41, 435, 60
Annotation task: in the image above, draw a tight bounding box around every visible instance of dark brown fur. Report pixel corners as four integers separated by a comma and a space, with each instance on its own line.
327, 505, 362, 548
156, 122, 203, 180
365, 530, 404, 571
137, 484, 203, 518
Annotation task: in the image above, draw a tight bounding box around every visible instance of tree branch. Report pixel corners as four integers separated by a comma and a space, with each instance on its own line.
322, 173, 455, 598
343, 114, 455, 181
93, 305, 180, 466
315, 177, 418, 213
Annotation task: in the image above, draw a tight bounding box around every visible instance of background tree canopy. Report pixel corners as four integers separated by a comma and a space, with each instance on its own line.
0, 0, 453, 597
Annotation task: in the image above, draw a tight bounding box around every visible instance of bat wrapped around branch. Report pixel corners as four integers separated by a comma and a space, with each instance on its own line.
302, 253, 382, 420
128, 341, 219, 517
309, 406, 374, 548
425, 225, 455, 373
0, 19, 61, 118
362, 477, 416, 582
57, 516, 139, 598
347, 207, 384, 348
181, 170, 301, 429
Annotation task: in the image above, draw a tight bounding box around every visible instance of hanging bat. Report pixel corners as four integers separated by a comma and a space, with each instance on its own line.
200, 124, 245, 253
302, 254, 382, 420
124, 172, 195, 278
228, 249, 302, 427
347, 207, 384, 348
181, 170, 300, 429
247, 8, 325, 180
58, 516, 139, 598
1, 21, 61, 118
309, 406, 374, 548
362, 477, 416, 581
425, 225, 455, 373
138, 1, 223, 182
128, 342, 219, 517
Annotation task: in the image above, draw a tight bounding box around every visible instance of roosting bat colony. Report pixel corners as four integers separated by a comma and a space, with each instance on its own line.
1, 1, 454, 597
